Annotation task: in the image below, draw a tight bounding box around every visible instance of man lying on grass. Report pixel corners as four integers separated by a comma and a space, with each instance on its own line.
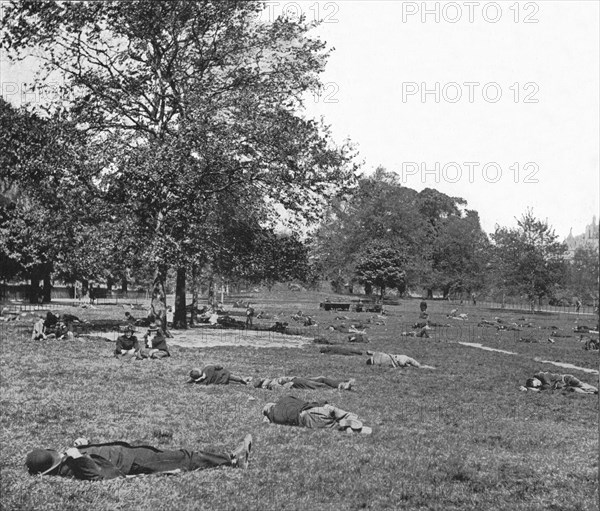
262, 396, 372, 434
521, 372, 598, 394
319, 346, 364, 356
25, 434, 253, 480
253, 376, 355, 391
186, 366, 252, 385
365, 351, 435, 369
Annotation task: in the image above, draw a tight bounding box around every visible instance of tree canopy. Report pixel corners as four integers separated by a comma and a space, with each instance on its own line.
311, 167, 488, 297
1, 1, 358, 315
490, 209, 567, 304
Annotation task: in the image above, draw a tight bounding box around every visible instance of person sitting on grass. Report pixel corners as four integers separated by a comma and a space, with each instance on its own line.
365, 351, 435, 369
114, 325, 140, 358
186, 366, 252, 385
31, 315, 47, 341
521, 372, 598, 394
25, 434, 253, 480
262, 396, 371, 434
253, 376, 355, 391
137, 322, 170, 359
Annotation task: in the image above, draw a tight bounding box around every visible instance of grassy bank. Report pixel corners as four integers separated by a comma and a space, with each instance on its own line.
1, 294, 598, 510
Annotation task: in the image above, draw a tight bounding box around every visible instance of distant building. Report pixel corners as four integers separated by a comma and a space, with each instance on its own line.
564, 216, 599, 259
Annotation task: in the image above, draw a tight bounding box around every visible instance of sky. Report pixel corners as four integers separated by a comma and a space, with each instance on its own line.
298, 0, 599, 238
1, 0, 598, 239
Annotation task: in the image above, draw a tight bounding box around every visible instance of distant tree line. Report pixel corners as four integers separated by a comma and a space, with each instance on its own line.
311, 168, 598, 306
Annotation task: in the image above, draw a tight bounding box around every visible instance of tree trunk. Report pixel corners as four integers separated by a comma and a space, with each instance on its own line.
364, 282, 373, 296
121, 276, 128, 294
190, 264, 199, 326
207, 274, 215, 307
82, 279, 89, 297
173, 266, 187, 329
151, 265, 168, 330
29, 278, 41, 304
42, 272, 52, 303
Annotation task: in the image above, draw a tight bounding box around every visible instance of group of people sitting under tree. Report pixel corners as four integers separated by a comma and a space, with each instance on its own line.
31, 311, 79, 341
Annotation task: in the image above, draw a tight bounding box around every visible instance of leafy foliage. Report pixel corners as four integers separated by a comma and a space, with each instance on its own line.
490, 209, 567, 303
355, 243, 407, 298
312, 167, 488, 296
564, 246, 599, 304
1, 1, 359, 309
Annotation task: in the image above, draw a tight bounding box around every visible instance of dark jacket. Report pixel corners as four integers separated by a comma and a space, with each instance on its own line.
266, 396, 327, 426
196, 365, 231, 385
143, 332, 170, 355
320, 346, 363, 356
114, 335, 140, 355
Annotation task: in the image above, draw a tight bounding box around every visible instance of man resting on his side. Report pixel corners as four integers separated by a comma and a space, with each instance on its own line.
262, 396, 371, 434
521, 371, 598, 394
25, 434, 253, 480
253, 376, 355, 391
365, 351, 435, 369
186, 366, 252, 385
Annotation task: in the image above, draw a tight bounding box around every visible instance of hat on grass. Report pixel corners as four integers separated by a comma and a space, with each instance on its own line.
25, 449, 62, 475
186, 368, 203, 383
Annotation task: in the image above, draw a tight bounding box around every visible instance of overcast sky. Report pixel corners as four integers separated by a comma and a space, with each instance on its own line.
300, 0, 599, 238
2, 1, 598, 239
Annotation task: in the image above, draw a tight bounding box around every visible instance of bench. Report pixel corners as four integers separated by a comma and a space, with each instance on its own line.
320, 302, 351, 311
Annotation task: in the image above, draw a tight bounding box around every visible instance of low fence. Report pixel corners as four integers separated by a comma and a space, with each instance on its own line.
450, 299, 598, 316
0, 289, 149, 309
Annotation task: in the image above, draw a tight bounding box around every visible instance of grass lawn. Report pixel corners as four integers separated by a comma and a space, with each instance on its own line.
1, 292, 598, 510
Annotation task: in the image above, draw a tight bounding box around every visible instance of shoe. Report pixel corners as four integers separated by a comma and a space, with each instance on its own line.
244, 377, 253, 384
359, 426, 372, 435
232, 434, 252, 469
337, 418, 363, 430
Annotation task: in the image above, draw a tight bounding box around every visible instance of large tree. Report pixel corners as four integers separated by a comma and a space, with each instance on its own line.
0, 98, 118, 301
429, 210, 489, 298
355, 243, 407, 299
490, 210, 567, 306
2, 1, 358, 324
311, 167, 487, 296
564, 246, 599, 305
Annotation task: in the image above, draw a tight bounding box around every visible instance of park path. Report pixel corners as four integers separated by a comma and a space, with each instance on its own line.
458, 342, 598, 375
82, 328, 310, 349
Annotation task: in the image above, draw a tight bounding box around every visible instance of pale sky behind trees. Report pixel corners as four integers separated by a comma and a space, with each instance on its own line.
2, 0, 598, 239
